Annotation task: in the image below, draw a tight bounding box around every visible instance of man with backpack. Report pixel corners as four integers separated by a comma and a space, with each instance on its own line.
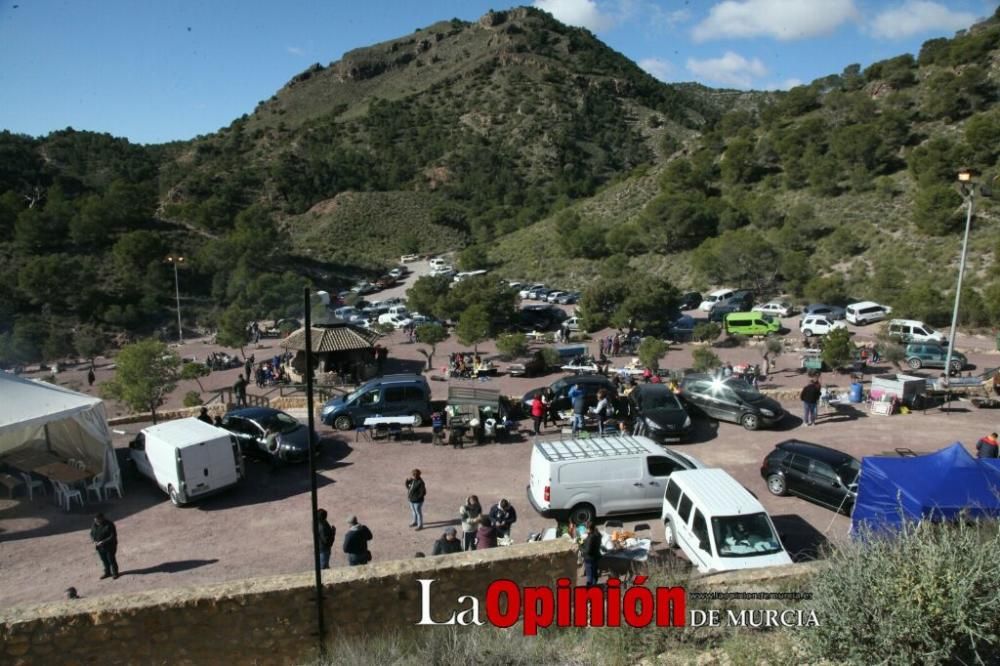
976, 432, 999, 458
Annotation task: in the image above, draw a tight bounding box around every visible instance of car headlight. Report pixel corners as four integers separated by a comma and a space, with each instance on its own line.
760, 408, 775, 417
644, 418, 663, 431
321, 405, 334, 416
683, 416, 691, 429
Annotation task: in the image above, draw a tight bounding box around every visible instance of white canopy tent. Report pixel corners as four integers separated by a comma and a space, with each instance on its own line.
0, 373, 120, 482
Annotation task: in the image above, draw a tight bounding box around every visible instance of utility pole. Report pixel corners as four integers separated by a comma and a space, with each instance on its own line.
166, 255, 185, 344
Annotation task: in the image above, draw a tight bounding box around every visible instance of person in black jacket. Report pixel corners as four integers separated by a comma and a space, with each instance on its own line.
316, 508, 335, 569
406, 469, 426, 530
800, 376, 821, 427
342, 515, 373, 566
90, 513, 119, 579
432, 528, 463, 556
489, 499, 517, 540
580, 521, 603, 586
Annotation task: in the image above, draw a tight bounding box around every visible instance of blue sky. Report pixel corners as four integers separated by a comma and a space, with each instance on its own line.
0, 0, 995, 144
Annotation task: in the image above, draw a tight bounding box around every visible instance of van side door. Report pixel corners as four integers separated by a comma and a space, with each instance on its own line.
641, 455, 687, 504
688, 509, 714, 571
129, 433, 153, 480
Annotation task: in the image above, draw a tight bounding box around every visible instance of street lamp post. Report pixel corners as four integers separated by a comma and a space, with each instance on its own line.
166, 255, 185, 344
943, 170, 976, 386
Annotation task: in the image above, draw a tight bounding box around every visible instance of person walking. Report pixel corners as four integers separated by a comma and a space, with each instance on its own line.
569, 383, 586, 434
581, 521, 603, 586
87, 367, 96, 387
476, 515, 498, 550
459, 495, 482, 551
233, 374, 248, 407
800, 376, 821, 427
530, 393, 545, 435
489, 499, 517, 540
316, 508, 335, 569
342, 515, 373, 566
406, 469, 426, 530
90, 513, 119, 580
432, 527, 463, 555
976, 432, 999, 458
542, 388, 560, 429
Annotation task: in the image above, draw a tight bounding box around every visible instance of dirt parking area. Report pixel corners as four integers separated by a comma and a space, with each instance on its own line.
4, 262, 1000, 608
3, 387, 999, 608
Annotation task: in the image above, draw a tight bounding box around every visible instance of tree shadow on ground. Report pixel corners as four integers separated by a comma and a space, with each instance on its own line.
772, 514, 831, 563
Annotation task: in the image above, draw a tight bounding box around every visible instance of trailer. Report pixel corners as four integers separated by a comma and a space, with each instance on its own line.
870, 373, 926, 406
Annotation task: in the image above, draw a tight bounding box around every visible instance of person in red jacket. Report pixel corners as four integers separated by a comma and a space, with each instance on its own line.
530, 394, 545, 436
976, 432, 999, 458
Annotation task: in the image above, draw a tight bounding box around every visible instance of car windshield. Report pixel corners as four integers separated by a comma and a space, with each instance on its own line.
640, 391, 682, 410
261, 412, 301, 434
724, 378, 761, 400
712, 513, 783, 557
838, 459, 861, 486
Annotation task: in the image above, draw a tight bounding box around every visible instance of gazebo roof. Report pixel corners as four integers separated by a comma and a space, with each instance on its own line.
280, 323, 380, 353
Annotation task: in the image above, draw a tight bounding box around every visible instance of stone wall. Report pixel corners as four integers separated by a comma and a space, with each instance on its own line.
0, 539, 578, 666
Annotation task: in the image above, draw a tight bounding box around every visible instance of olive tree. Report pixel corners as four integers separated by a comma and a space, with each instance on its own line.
415, 323, 447, 371
100, 339, 179, 423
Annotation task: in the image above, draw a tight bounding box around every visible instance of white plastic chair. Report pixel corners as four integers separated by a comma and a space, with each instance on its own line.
84, 475, 104, 502
102, 468, 123, 500
19, 473, 46, 500
54, 481, 83, 511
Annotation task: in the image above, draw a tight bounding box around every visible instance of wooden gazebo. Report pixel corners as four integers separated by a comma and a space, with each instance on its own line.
280, 312, 381, 385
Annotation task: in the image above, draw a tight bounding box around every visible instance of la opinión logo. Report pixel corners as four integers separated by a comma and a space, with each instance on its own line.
416, 577, 685, 635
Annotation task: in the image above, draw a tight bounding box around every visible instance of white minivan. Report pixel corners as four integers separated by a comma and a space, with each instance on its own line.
845, 301, 892, 325
661, 469, 792, 574
526, 435, 702, 525
699, 289, 736, 312
886, 319, 945, 344
129, 418, 244, 506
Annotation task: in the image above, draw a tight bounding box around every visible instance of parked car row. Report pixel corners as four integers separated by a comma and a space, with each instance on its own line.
509, 281, 580, 304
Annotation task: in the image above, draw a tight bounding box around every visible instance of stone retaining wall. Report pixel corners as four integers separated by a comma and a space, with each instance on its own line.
0, 539, 578, 666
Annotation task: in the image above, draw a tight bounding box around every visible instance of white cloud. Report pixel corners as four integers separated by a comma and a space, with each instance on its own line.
686, 52, 768, 88
869, 1, 976, 39
286, 46, 306, 57
692, 0, 858, 42
533, 0, 616, 31
639, 57, 674, 81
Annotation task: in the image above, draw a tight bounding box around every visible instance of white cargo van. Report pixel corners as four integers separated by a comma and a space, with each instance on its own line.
886, 319, 944, 343
699, 289, 736, 312
429, 257, 447, 270
526, 435, 702, 524
845, 301, 892, 325
661, 469, 792, 574
129, 418, 244, 506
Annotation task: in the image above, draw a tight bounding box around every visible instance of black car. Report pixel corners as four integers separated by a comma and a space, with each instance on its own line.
628, 384, 692, 443
678, 374, 784, 431
679, 292, 703, 310
760, 440, 860, 514
555, 292, 580, 305
517, 305, 566, 332
801, 304, 846, 321
522, 375, 614, 414
220, 407, 317, 464
708, 303, 742, 323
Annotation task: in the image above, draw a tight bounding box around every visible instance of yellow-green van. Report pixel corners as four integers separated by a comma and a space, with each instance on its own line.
724, 312, 780, 337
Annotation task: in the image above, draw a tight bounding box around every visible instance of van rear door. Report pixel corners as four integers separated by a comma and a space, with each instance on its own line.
179, 438, 239, 500
528, 446, 551, 512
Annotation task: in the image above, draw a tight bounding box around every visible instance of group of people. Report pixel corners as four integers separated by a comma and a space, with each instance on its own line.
530, 385, 616, 436
448, 352, 491, 379
315, 509, 374, 568
253, 360, 287, 388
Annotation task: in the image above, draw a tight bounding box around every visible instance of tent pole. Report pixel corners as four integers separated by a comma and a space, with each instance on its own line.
44, 423, 52, 452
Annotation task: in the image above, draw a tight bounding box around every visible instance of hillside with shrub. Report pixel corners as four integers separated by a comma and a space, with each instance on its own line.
3, 6, 1000, 365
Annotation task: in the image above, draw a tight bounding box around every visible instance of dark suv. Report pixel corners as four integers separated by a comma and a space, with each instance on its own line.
760, 440, 860, 514
904, 343, 967, 374
522, 375, 614, 414
628, 384, 692, 443
678, 374, 784, 431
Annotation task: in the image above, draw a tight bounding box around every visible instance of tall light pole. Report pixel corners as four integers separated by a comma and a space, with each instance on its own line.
166, 255, 185, 344
943, 170, 976, 386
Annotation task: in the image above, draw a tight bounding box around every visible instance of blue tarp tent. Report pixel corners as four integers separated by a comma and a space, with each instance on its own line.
851, 443, 1000, 536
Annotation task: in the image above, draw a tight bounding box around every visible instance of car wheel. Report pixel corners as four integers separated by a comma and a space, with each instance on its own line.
767, 474, 787, 496
333, 415, 353, 431
663, 520, 677, 548
410, 412, 424, 427
802, 329, 813, 338
569, 503, 596, 525
741, 413, 760, 431
949, 362, 962, 375
168, 485, 181, 506
907, 358, 921, 370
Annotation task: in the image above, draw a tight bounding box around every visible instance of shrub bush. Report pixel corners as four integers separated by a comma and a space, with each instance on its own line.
693, 322, 721, 342
804, 519, 1000, 664
692, 347, 721, 372
182, 391, 203, 407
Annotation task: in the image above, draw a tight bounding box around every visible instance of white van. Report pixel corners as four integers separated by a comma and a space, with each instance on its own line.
129, 418, 244, 506
699, 289, 736, 312
845, 301, 892, 325
886, 319, 944, 344
527, 435, 702, 525
429, 257, 447, 270
661, 469, 792, 574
